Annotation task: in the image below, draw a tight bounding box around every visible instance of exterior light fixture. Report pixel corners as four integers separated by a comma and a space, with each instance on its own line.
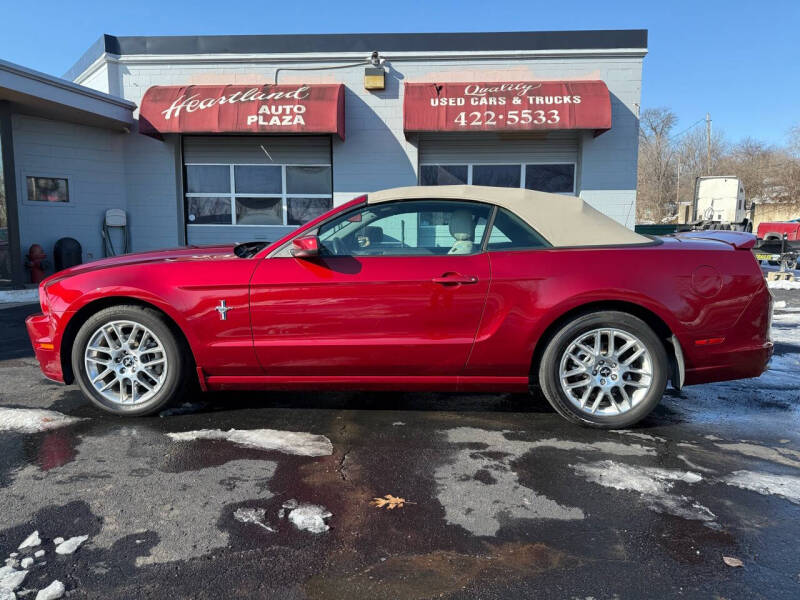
364, 51, 385, 90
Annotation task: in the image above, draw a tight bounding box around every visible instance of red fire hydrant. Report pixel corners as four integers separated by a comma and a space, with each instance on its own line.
25, 244, 48, 283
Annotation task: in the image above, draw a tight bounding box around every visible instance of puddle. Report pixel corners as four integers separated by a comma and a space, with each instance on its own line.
304, 542, 578, 600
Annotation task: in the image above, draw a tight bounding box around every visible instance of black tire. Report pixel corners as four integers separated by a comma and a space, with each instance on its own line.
71, 305, 188, 416
538, 311, 668, 429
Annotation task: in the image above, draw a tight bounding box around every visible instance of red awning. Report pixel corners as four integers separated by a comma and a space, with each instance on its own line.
138, 83, 345, 140
403, 81, 611, 136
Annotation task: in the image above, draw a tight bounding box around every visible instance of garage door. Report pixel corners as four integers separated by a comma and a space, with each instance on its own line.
418, 132, 579, 194
183, 136, 332, 246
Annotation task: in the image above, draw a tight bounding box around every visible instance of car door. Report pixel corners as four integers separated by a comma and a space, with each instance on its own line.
464, 206, 555, 378
248, 199, 493, 378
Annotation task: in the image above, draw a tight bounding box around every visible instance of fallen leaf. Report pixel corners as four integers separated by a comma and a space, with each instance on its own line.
370, 494, 414, 510
723, 556, 743, 568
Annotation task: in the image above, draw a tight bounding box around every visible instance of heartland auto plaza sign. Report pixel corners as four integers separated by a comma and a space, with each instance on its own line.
138, 84, 345, 139
137, 80, 610, 139
403, 81, 611, 135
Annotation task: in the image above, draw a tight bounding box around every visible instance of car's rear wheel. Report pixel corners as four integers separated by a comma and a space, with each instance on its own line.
538, 311, 668, 428
71, 305, 187, 416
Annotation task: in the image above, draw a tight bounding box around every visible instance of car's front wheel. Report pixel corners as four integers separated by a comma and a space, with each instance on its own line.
538, 311, 668, 428
72, 305, 187, 416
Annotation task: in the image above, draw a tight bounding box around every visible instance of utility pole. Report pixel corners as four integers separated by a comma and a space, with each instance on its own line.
705, 112, 712, 176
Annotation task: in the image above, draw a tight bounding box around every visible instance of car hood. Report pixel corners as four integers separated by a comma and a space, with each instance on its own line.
42, 245, 236, 285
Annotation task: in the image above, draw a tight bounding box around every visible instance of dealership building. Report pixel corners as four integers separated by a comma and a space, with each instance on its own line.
0, 29, 647, 287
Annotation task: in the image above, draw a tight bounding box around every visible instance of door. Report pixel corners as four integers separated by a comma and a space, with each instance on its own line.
249, 199, 493, 377
182, 135, 333, 246
418, 131, 578, 194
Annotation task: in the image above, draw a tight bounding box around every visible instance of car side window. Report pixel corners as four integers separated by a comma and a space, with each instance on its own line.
317, 200, 492, 256
486, 207, 551, 250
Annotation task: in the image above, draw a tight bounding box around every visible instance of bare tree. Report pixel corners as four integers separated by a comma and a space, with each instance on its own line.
789, 124, 800, 158
675, 128, 727, 206
637, 108, 678, 223
637, 114, 800, 224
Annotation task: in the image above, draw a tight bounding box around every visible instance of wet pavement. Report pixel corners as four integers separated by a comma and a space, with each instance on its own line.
1, 288, 799, 599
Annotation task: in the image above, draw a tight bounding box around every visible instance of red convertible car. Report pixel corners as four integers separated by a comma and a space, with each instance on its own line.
26, 186, 773, 428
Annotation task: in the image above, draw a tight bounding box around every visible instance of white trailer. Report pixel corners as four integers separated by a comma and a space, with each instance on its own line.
693, 176, 748, 228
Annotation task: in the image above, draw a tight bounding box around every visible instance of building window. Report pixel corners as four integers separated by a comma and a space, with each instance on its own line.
420, 165, 468, 186
524, 164, 576, 194
472, 164, 521, 188
26, 176, 69, 203
185, 163, 332, 227
420, 163, 576, 194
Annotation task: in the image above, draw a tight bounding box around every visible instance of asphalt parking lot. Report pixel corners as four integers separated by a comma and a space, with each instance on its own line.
1, 287, 799, 599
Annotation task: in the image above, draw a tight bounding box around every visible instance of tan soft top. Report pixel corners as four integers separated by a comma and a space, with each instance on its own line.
368, 185, 648, 247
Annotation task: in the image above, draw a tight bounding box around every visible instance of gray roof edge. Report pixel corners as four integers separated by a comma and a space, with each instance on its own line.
63, 34, 112, 81
64, 29, 648, 80
1, 57, 136, 113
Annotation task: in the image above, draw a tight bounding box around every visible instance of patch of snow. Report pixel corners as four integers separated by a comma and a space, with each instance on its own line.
0, 409, 84, 434
436, 428, 585, 536
51, 539, 62, 546
166, 428, 333, 457
0, 565, 28, 592
774, 300, 787, 308
32, 552, 43, 559
35, 580, 64, 600
54, 535, 87, 555
772, 312, 800, 346
19, 558, 33, 569
677, 454, 716, 474
768, 279, 800, 290
17, 532, 40, 550
725, 470, 800, 504
392, 422, 406, 426
284, 501, 332, 533
715, 442, 800, 469
572, 460, 715, 522
613, 430, 666, 443
0, 289, 38, 304
233, 508, 275, 532
4, 428, 279, 567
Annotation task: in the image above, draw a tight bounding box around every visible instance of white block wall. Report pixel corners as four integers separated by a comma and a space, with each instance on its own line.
12, 114, 127, 264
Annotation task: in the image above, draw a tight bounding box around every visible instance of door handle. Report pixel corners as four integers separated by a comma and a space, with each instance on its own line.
431, 272, 479, 285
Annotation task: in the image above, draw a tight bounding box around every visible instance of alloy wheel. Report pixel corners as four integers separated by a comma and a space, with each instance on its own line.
558, 327, 653, 416
83, 320, 169, 406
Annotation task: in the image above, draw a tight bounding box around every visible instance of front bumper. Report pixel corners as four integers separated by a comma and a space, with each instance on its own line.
25, 313, 64, 383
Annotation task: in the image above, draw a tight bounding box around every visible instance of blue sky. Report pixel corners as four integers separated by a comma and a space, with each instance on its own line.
2, 0, 798, 145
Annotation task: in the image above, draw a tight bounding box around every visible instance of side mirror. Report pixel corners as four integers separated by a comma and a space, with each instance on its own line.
291, 235, 320, 258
